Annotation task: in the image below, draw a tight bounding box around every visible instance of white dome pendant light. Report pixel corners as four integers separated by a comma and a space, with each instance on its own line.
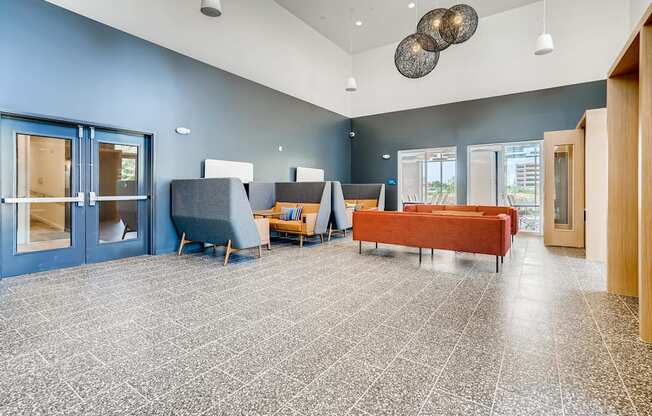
345, 6, 358, 92
535, 0, 554, 55
201, 0, 222, 17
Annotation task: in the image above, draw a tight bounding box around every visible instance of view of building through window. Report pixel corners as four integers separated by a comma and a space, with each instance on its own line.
504, 142, 542, 233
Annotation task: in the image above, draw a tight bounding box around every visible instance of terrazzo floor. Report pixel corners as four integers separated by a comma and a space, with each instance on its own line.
0, 235, 650, 415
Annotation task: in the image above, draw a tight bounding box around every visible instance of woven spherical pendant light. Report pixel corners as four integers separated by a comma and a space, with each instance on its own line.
394, 33, 439, 79
440, 4, 478, 45
417, 8, 450, 52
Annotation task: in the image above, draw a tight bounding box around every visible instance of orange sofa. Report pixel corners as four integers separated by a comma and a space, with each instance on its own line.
352, 211, 512, 272
403, 204, 519, 238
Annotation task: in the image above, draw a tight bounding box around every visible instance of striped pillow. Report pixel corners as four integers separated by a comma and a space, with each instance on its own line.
292, 207, 303, 221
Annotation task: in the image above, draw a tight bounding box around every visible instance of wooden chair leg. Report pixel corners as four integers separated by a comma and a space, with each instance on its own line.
299, 235, 304, 248
177, 233, 187, 256
224, 240, 233, 266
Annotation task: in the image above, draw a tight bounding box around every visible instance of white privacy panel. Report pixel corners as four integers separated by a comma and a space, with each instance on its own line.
296, 167, 324, 182
204, 159, 254, 183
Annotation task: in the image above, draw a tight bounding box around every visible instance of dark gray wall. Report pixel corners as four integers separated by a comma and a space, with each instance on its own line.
0, 0, 351, 253
351, 81, 606, 210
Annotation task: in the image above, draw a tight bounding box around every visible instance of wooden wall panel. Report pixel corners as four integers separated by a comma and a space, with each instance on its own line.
639, 25, 652, 342
607, 74, 639, 297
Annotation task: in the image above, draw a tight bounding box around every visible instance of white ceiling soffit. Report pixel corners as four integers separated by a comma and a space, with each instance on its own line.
274, 0, 541, 53
45, 0, 353, 117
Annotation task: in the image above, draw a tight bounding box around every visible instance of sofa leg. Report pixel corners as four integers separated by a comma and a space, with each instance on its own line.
419, 248, 422, 264
496, 256, 499, 273
431, 248, 434, 259
320, 234, 324, 244
224, 240, 233, 266
258, 245, 262, 258
328, 224, 333, 242
501, 256, 504, 264
359, 241, 362, 254
375, 242, 378, 249
267, 242, 272, 251
299, 235, 304, 248
344, 229, 347, 237
178, 233, 187, 256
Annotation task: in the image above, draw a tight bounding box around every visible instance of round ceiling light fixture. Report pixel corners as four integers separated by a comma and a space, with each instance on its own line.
535, 0, 554, 55
440, 4, 478, 45
417, 8, 451, 52
200, 0, 222, 17
394, 33, 439, 79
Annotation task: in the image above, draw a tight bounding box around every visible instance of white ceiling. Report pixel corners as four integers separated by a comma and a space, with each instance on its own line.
275, 0, 541, 53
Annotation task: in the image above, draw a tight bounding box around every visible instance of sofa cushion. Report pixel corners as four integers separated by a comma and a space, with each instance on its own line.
269, 219, 303, 232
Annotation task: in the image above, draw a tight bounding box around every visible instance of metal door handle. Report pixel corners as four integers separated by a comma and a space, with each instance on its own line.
2, 192, 85, 207
88, 192, 148, 206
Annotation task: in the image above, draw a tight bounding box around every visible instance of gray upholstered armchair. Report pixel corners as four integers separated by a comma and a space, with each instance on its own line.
171, 178, 264, 265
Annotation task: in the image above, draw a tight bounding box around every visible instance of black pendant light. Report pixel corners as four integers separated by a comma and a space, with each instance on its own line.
417, 8, 450, 52
394, 33, 439, 79
440, 4, 478, 45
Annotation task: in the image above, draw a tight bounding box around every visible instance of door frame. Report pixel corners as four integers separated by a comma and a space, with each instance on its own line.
466, 140, 545, 235
0, 108, 157, 276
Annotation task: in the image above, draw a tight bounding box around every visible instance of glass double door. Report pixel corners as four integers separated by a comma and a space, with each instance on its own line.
0, 116, 150, 277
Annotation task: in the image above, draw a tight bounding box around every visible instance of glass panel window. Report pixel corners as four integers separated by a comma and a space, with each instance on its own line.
553, 144, 573, 230
98, 143, 139, 243
399, 147, 457, 208
505, 143, 543, 233
15, 134, 72, 253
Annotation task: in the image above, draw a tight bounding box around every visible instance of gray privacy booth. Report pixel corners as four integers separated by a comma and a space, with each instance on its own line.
171, 178, 263, 265
329, 183, 386, 240
247, 181, 331, 247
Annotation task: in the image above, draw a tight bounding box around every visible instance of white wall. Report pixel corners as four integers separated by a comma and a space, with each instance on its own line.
351, 0, 630, 117
45, 0, 353, 117
630, 0, 652, 28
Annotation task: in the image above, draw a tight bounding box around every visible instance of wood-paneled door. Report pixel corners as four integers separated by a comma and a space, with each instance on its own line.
543, 130, 585, 248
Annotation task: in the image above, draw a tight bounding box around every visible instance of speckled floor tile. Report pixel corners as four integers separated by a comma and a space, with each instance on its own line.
492, 388, 563, 416
561, 373, 637, 416
277, 334, 355, 384
498, 349, 561, 409
152, 368, 241, 415
0, 236, 647, 416
219, 369, 305, 415
357, 357, 439, 416
436, 345, 503, 407
348, 325, 412, 369
417, 389, 490, 415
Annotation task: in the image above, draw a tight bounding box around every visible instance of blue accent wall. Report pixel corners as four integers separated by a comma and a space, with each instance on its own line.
350, 81, 606, 210
0, 0, 351, 253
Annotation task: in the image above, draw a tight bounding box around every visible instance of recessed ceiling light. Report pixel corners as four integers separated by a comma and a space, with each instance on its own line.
355, 20, 363, 26
408, 2, 416, 8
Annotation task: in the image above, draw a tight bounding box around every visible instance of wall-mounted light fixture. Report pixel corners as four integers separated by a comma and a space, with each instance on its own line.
349, 131, 356, 139
278, 146, 284, 152
175, 127, 191, 135
382, 154, 391, 160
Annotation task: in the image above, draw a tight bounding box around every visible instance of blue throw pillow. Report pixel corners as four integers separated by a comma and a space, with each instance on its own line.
292, 207, 303, 221
280, 207, 294, 220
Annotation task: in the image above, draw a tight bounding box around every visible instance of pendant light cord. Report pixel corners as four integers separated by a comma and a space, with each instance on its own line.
543, 0, 547, 33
